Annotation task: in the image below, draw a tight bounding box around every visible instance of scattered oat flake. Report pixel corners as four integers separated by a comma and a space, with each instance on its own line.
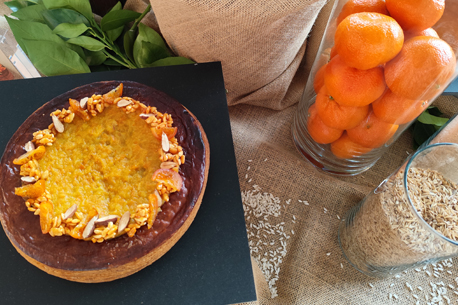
326, 252, 331, 256
264, 158, 268, 161
368, 283, 374, 288
248, 160, 252, 162
340, 263, 343, 269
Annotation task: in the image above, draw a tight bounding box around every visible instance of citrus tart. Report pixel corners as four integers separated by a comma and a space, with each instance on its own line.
0, 81, 209, 282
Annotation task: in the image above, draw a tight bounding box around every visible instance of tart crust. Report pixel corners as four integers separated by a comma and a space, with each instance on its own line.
0, 81, 210, 282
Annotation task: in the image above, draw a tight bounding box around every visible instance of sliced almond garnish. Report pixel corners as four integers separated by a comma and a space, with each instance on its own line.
51, 115, 64, 133
139, 113, 153, 119
95, 215, 119, 227
154, 190, 163, 207
63, 204, 78, 220
118, 211, 130, 233
80, 97, 89, 109
160, 161, 176, 169
24, 141, 35, 152
82, 215, 98, 239
117, 99, 132, 107
162, 132, 170, 152
21, 176, 37, 183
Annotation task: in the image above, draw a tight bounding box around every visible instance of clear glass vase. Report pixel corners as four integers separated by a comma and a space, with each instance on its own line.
292, 0, 458, 176
338, 143, 458, 278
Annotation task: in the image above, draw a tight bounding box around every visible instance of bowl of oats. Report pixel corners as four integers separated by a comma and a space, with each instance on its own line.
339, 142, 458, 278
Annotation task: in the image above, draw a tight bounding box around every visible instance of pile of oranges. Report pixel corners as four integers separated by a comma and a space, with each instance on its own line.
307, 0, 456, 159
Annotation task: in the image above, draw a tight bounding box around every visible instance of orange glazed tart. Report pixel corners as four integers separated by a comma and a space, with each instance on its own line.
0, 81, 210, 283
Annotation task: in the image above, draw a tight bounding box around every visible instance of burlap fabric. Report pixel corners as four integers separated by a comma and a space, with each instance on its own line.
230, 95, 458, 305
140, 0, 327, 110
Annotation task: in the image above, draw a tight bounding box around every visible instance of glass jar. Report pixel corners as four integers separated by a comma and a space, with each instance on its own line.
339, 143, 458, 278
292, 0, 458, 176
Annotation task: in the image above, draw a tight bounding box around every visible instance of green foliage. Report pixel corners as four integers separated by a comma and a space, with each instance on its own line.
11, 3, 46, 22
22, 39, 90, 75
53, 23, 88, 38
412, 106, 450, 149
5, 0, 194, 76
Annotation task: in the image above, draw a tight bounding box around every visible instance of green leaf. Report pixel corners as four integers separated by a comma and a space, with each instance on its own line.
67, 36, 105, 51
103, 58, 123, 66
107, 25, 124, 42
123, 29, 136, 62
5, 0, 35, 12
5, 16, 67, 56
42, 0, 93, 21
11, 3, 46, 22
134, 41, 170, 68
53, 23, 88, 38
105, 1, 124, 41
21, 39, 90, 75
416, 111, 449, 127
149, 56, 195, 67
135, 23, 168, 50
412, 122, 437, 149
84, 49, 106, 66
101, 10, 141, 32
107, 1, 122, 14
42, 8, 90, 29
426, 106, 443, 117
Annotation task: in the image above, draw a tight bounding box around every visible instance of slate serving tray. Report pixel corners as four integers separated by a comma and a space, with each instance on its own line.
0, 62, 256, 305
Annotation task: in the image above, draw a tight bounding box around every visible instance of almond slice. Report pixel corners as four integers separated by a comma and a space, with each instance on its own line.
95, 215, 119, 227
154, 190, 163, 207
51, 115, 64, 133
21, 176, 37, 183
118, 211, 130, 233
24, 141, 35, 152
162, 132, 170, 152
139, 113, 153, 119
160, 161, 176, 169
62, 204, 78, 220
117, 99, 132, 107
82, 215, 98, 239
80, 97, 89, 109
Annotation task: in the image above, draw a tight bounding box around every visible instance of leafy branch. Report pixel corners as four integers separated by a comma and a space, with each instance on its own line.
4, 0, 194, 76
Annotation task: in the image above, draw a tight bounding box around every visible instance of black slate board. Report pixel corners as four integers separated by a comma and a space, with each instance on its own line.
0, 62, 256, 305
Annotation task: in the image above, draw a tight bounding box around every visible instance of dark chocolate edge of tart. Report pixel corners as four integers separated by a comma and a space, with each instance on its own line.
0, 80, 207, 271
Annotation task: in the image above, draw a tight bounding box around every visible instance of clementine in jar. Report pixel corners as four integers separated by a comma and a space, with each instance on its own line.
386, 0, 445, 32
404, 28, 439, 41
336, 0, 389, 25
330, 132, 372, 159
313, 64, 326, 94
372, 89, 428, 125
307, 104, 343, 144
315, 86, 369, 130
324, 55, 386, 107
347, 111, 399, 148
334, 12, 404, 70
385, 36, 456, 100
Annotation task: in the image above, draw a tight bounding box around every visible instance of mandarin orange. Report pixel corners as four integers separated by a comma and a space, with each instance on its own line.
313, 64, 326, 94
334, 12, 404, 70
347, 111, 399, 148
385, 36, 456, 100
386, 0, 445, 32
404, 28, 439, 41
315, 86, 369, 130
330, 132, 373, 159
324, 55, 386, 107
372, 89, 428, 125
307, 104, 343, 144
336, 0, 389, 25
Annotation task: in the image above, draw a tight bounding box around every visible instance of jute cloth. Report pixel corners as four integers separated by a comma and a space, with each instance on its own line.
231, 95, 458, 305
